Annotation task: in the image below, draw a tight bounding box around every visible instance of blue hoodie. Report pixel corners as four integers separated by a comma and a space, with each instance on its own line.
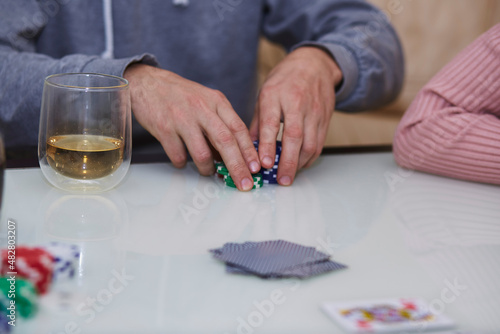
0, 0, 404, 150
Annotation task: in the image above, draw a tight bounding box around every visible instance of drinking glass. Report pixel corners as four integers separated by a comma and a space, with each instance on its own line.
38, 73, 131, 193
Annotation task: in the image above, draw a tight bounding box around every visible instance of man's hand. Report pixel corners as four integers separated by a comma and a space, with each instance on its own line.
250, 47, 343, 186
124, 64, 261, 191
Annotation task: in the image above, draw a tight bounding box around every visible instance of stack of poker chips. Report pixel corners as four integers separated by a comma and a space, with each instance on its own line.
254, 140, 281, 184
216, 162, 263, 189
215, 140, 282, 189
0, 242, 80, 321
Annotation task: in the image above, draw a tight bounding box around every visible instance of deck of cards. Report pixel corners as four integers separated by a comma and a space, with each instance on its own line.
210, 240, 347, 279
322, 298, 455, 333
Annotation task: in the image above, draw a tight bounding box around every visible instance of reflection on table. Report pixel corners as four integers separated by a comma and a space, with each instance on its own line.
390, 171, 500, 332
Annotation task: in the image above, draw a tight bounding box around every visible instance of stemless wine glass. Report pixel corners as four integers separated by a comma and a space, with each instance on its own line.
38, 73, 131, 193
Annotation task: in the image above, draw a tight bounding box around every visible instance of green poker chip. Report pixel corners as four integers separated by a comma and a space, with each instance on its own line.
224, 176, 263, 189
216, 166, 229, 176
0, 277, 38, 318
224, 181, 263, 189
216, 162, 263, 190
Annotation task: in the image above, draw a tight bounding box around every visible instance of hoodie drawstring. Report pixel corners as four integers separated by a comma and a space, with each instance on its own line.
101, 0, 114, 59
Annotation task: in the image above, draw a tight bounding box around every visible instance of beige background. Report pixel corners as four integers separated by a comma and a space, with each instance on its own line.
257, 0, 500, 147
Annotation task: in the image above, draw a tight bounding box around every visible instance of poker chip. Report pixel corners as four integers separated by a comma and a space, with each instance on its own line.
43, 242, 80, 281
216, 164, 229, 176
0, 277, 38, 318
224, 174, 263, 189
0, 247, 54, 294
254, 140, 281, 185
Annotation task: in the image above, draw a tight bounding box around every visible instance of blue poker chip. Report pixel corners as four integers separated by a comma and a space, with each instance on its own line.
253, 140, 282, 153
263, 179, 279, 184
0, 312, 11, 333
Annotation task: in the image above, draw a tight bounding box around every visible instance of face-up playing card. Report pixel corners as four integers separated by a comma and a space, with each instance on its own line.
322, 298, 455, 333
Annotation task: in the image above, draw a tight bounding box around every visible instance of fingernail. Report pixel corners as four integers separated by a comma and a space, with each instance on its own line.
262, 156, 273, 167
279, 176, 292, 186
249, 161, 260, 173
241, 178, 253, 191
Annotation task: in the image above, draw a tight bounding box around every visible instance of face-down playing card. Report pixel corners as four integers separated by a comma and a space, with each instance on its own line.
210, 240, 347, 278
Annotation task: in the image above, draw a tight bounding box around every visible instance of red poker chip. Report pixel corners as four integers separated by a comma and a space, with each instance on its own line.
1, 246, 54, 294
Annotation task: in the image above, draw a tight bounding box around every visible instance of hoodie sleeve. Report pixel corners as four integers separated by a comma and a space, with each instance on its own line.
0, 0, 158, 149
261, 0, 404, 112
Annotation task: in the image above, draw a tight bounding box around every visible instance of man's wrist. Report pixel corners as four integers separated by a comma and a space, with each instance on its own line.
295, 46, 343, 88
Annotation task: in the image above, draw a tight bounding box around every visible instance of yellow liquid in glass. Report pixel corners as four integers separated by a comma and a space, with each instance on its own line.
46, 134, 124, 180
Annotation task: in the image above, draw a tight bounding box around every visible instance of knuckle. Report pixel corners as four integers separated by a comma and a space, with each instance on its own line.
171, 107, 185, 119
302, 142, 316, 156
284, 123, 303, 140
259, 85, 277, 99
185, 94, 202, 108
310, 101, 323, 116
157, 122, 176, 140
244, 145, 258, 157
192, 148, 212, 165
227, 161, 247, 177
288, 84, 305, 101
170, 153, 187, 167
260, 115, 281, 129
228, 118, 247, 133
279, 158, 297, 172
211, 89, 228, 104
215, 129, 235, 147
198, 167, 214, 176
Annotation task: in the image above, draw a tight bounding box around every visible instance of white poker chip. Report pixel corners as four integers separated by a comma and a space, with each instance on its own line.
44, 242, 80, 281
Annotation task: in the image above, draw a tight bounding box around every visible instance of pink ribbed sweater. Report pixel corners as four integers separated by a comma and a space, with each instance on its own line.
393, 24, 500, 185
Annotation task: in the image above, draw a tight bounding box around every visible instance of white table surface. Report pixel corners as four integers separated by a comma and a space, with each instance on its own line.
1, 152, 499, 334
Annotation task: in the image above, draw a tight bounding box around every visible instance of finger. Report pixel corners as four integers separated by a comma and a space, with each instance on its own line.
304, 104, 332, 168
249, 104, 260, 142
297, 113, 318, 169
217, 103, 261, 174
154, 123, 188, 168
180, 126, 216, 176
277, 112, 304, 186
257, 89, 281, 168
207, 139, 222, 162
303, 121, 327, 169
203, 117, 254, 191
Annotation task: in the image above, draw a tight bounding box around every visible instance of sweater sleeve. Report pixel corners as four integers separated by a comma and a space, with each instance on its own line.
0, 0, 158, 149
261, 0, 404, 111
393, 24, 500, 185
